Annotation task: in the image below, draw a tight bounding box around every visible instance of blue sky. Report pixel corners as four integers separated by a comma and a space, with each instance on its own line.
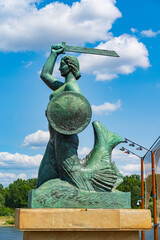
0, 0, 160, 186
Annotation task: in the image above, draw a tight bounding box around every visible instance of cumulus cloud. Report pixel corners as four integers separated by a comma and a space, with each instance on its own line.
23, 130, 49, 148
18, 173, 27, 180
112, 148, 139, 162
0, 152, 42, 169
0, 0, 122, 51
141, 29, 160, 38
81, 34, 150, 80
0, 172, 27, 186
112, 149, 140, 176
0, 1, 150, 82
31, 173, 38, 178
78, 146, 91, 156
130, 28, 138, 33
92, 100, 121, 114
0, 173, 16, 179
120, 163, 141, 175
79, 34, 150, 81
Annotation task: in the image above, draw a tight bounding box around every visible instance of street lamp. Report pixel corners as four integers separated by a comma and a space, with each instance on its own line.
119, 140, 149, 240
120, 138, 159, 240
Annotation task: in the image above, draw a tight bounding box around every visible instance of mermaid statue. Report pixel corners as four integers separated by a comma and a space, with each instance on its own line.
28, 44, 131, 209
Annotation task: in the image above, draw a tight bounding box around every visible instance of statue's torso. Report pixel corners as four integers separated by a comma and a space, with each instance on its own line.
50, 81, 82, 100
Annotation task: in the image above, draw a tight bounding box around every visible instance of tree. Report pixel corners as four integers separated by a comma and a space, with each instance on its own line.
117, 174, 141, 208
26, 178, 37, 189
5, 179, 31, 208
0, 193, 5, 207
4, 178, 37, 209
0, 184, 3, 191
0, 184, 5, 196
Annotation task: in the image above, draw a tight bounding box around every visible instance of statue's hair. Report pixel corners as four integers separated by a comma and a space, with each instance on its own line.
61, 55, 81, 80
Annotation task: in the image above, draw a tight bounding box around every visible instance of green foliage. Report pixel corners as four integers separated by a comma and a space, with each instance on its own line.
5, 179, 30, 208
0, 193, 5, 207
117, 174, 141, 208
0, 184, 3, 191
4, 178, 37, 209
26, 178, 37, 189
0, 207, 14, 216
5, 218, 15, 225
0, 184, 5, 197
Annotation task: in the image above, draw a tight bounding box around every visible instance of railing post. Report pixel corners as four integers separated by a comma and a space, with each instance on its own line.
151, 152, 158, 240
141, 157, 145, 240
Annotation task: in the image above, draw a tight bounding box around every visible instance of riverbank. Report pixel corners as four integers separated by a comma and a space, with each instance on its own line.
0, 216, 15, 226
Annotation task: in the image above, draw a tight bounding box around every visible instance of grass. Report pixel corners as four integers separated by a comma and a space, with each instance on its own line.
0, 216, 15, 226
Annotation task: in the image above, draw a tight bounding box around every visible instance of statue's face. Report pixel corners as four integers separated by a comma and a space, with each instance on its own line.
59, 60, 70, 77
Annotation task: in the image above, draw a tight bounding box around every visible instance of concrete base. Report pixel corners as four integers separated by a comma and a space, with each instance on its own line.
15, 209, 151, 240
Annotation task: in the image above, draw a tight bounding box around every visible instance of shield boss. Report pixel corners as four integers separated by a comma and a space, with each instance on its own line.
46, 91, 92, 135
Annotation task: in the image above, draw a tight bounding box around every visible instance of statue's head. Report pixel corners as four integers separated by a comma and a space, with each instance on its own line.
59, 55, 81, 80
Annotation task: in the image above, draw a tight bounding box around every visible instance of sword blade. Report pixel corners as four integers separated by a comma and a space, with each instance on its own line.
62, 42, 119, 57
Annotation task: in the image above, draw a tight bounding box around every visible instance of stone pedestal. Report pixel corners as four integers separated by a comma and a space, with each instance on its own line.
15, 209, 151, 240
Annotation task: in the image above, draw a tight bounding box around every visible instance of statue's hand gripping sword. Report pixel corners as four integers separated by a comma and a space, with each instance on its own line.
61, 42, 119, 57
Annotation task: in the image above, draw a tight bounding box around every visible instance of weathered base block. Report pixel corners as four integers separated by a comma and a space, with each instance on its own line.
15, 208, 151, 240
23, 231, 139, 240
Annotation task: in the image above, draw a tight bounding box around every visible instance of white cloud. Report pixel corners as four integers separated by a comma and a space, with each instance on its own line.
0, 152, 42, 169
112, 148, 139, 162
0, 173, 16, 179
141, 29, 160, 38
91, 100, 121, 114
23, 130, 49, 148
31, 173, 38, 178
78, 146, 91, 156
120, 163, 141, 176
0, 172, 27, 186
79, 34, 150, 81
24, 61, 33, 68
131, 28, 138, 33
18, 173, 27, 180
112, 149, 141, 176
0, 0, 122, 51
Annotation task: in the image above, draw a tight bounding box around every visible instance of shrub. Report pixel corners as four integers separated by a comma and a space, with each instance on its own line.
0, 207, 14, 216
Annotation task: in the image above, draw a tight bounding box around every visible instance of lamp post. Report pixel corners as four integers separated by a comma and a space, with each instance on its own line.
120, 141, 149, 240
120, 138, 159, 240
151, 152, 158, 240
139, 136, 160, 240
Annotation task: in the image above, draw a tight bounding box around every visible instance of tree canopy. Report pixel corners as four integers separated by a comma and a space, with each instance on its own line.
117, 174, 141, 208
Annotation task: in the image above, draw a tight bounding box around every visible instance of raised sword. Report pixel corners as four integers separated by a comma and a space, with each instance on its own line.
61, 42, 119, 57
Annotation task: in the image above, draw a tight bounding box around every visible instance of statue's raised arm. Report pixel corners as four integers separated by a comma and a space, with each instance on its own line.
40, 44, 64, 91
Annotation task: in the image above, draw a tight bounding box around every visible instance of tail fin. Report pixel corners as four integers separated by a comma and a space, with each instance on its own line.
92, 121, 123, 150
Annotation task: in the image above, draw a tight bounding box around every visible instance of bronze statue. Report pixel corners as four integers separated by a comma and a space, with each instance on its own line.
28, 44, 130, 209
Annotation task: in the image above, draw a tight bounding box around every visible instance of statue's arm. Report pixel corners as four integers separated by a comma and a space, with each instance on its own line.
40, 45, 64, 91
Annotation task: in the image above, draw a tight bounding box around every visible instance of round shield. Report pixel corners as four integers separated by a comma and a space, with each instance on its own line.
46, 91, 92, 135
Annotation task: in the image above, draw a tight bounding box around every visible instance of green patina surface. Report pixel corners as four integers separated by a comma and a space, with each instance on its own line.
61, 42, 119, 57
37, 121, 124, 192
47, 91, 92, 135
29, 179, 131, 209
29, 44, 131, 209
